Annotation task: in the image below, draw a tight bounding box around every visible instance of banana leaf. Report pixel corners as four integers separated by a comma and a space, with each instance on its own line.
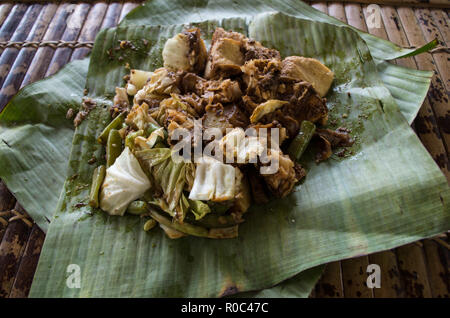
0, 0, 431, 233
0, 58, 89, 232
25, 13, 449, 297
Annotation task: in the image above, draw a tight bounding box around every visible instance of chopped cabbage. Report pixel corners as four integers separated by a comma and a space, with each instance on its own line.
99, 148, 151, 216
189, 156, 236, 202
219, 128, 265, 164
250, 99, 288, 123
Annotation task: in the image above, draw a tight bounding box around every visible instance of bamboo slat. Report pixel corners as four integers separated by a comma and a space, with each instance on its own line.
422, 240, 450, 297
345, 3, 368, 32
0, 4, 28, 44
396, 244, 433, 297
8, 224, 44, 298
314, 261, 344, 297
0, 4, 14, 28
341, 256, 373, 297
0, 181, 16, 243
0, 203, 32, 298
328, 2, 347, 22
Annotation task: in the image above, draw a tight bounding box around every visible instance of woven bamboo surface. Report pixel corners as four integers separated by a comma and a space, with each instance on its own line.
0, 1, 448, 298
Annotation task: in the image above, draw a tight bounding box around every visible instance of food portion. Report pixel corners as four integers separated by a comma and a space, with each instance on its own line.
88, 27, 353, 239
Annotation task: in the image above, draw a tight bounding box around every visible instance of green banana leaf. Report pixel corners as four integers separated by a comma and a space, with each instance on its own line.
0, 58, 89, 232
26, 13, 449, 297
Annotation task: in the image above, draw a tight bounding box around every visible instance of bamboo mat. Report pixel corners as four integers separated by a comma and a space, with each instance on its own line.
0, 1, 448, 298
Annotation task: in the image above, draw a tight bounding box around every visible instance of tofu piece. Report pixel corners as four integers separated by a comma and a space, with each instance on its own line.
204, 38, 244, 79
281, 56, 334, 97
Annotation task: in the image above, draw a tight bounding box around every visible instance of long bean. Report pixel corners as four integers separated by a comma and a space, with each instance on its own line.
97, 113, 125, 145
127, 200, 148, 215
106, 129, 123, 167
287, 120, 316, 161
149, 208, 238, 239
187, 214, 243, 228
89, 165, 106, 208
125, 130, 144, 150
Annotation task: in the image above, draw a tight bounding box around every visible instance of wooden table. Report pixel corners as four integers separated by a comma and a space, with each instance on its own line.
0, 0, 448, 298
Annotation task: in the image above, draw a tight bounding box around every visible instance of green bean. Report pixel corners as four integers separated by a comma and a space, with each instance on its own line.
125, 130, 144, 150
187, 214, 243, 228
148, 208, 209, 237
97, 113, 125, 145
143, 219, 157, 231
106, 129, 123, 167
127, 200, 149, 215
146, 122, 160, 136
287, 120, 316, 161
148, 208, 238, 238
207, 201, 232, 215
89, 165, 106, 208
153, 141, 167, 149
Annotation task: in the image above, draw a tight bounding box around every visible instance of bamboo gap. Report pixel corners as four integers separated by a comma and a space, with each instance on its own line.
8, 224, 45, 297
396, 244, 433, 297
21, 3, 74, 87
397, 7, 450, 174
341, 256, 373, 297
422, 240, 450, 297
0, 4, 43, 92
0, 203, 32, 298
313, 261, 344, 297
45, 3, 92, 77
70, 2, 109, 61
0, 3, 58, 110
